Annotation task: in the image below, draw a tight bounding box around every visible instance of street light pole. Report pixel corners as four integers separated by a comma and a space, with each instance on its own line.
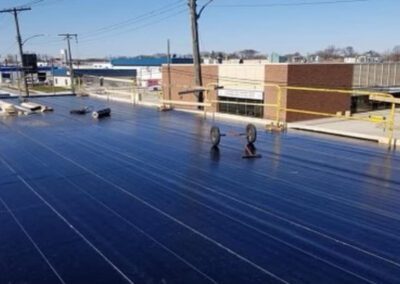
22, 34, 45, 46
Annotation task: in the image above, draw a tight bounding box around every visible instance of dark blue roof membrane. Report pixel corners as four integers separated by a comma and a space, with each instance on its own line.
1, 96, 400, 283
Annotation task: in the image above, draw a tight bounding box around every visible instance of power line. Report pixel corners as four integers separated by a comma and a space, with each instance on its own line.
27, 2, 187, 49
79, 1, 186, 40
212, 0, 369, 8
30, 0, 65, 7
78, 8, 187, 45
20, 0, 43, 6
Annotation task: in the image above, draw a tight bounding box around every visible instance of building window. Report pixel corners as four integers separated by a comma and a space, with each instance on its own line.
218, 97, 263, 118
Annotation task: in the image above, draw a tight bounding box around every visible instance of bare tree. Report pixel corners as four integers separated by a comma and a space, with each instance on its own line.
341, 46, 357, 57
363, 50, 381, 57
390, 45, 400, 62
316, 45, 342, 60
237, 49, 260, 59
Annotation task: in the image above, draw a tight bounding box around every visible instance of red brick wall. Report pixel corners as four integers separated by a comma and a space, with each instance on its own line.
264, 64, 288, 121
285, 64, 354, 122
163, 63, 355, 122
162, 65, 218, 111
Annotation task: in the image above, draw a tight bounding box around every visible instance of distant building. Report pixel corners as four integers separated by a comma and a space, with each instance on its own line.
111, 56, 193, 88
52, 68, 137, 88
162, 62, 400, 122
37, 62, 49, 67
345, 52, 382, 64
74, 62, 113, 69
286, 54, 306, 63
203, 57, 220, 65
221, 59, 270, 65
0, 66, 53, 86
269, 53, 288, 63
307, 54, 320, 63
52, 68, 71, 88
52, 56, 193, 88
344, 57, 357, 63
356, 55, 382, 63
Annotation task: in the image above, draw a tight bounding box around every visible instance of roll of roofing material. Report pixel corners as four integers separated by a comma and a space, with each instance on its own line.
20, 102, 53, 112
92, 108, 111, 119
0, 100, 17, 115
20, 102, 42, 111
14, 105, 33, 115
70, 106, 92, 115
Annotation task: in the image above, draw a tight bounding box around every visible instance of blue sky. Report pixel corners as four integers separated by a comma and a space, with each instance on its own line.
0, 0, 398, 58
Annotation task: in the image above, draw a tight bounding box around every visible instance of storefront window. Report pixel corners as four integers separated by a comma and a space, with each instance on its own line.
218, 97, 263, 118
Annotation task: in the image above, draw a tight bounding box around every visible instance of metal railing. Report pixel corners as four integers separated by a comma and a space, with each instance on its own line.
78, 76, 400, 148
79, 75, 162, 106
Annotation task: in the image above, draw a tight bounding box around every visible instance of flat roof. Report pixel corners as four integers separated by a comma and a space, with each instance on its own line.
1, 96, 400, 283
111, 57, 193, 67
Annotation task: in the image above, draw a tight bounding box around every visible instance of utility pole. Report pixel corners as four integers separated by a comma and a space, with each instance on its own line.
16, 55, 22, 95
188, 0, 213, 108
0, 6, 31, 98
167, 39, 172, 101
51, 58, 55, 95
58, 33, 78, 94
188, 0, 203, 106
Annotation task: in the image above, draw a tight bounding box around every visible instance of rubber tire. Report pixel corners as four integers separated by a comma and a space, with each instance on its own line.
246, 124, 257, 144
210, 126, 221, 147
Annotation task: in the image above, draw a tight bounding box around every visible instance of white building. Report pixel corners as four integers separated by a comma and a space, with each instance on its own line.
53, 69, 71, 87
344, 57, 357, 63
136, 66, 162, 88
54, 76, 71, 88
73, 62, 113, 69
37, 62, 49, 67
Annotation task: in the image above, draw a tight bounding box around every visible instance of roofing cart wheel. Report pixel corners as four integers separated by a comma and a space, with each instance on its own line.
210, 126, 221, 147
246, 124, 257, 144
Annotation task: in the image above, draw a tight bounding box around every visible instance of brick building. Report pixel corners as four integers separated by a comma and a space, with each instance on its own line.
162, 63, 400, 122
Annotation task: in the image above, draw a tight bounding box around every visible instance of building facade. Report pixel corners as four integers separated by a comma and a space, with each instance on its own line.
162, 63, 400, 122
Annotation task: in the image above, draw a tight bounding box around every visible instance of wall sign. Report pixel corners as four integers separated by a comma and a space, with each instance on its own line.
218, 89, 264, 100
